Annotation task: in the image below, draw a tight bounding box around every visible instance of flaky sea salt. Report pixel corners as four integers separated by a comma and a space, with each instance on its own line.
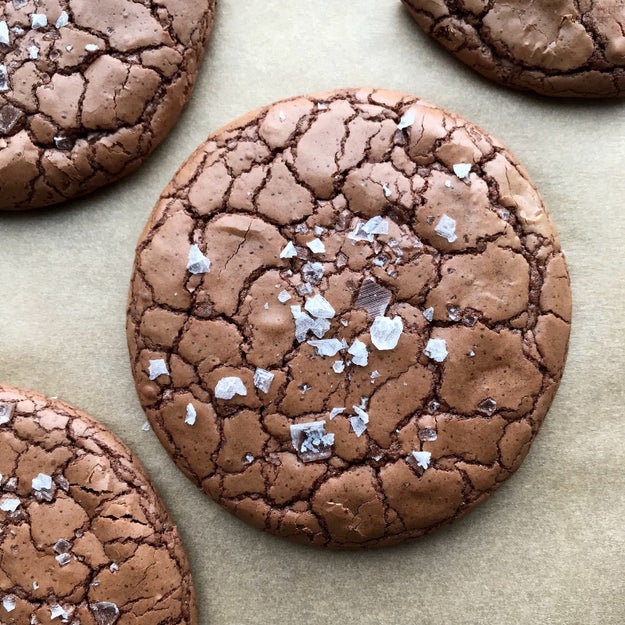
0, 65, 9, 92
308, 339, 343, 357
187, 244, 211, 274
0, 498, 20, 512
302, 261, 324, 283
2, 595, 16, 612
85, 43, 100, 52
382, 183, 392, 198
290, 421, 334, 462
347, 339, 369, 366
214, 377, 247, 400
329, 407, 345, 419
90, 601, 119, 625
0, 21, 10, 45
32, 473, 52, 491
423, 307, 434, 322
453, 163, 472, 179
332, 361, 345, 374
0, 402, 14, 424
55, 10, 69, 29
370, 316, 403, 351
435, 214, 458, 243
363, 216, 389, 236
49, 605, 69, 620
148, 359, 169, 380
253, 368, 274, 394
350, 414, 368, 437
424, 338, 448, 362
31, 14, 48, 29
184, 403, 196, 426
306, 238, 325, 254
355, 279, 391, 318
397, 108, 416, 130
277, 290, 291, 303
304, 294, 335, 319
28, 45, 39, 59
280, 241, 298, 259
411, 450, 431, 470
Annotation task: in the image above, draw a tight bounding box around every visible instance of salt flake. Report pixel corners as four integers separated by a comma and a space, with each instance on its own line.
306, 238, 325, 254
214, 377, 247, 400
0, 21, 10, 45
411, 450, 432, 470
424, 338, 448, 362
370, 316, 403, 351
304, 294, 335, 319
397, 108, 416, 130
290, 421, 334, 462
90, 601, 120, 625
85, 43, 99, 52
0, 402, 14, 424
329, 407, 345, 419
453, 163, 472, 179
0, 65, 9, 91
280, 241, 298, 259
332, 361, 345, 374
362, 216, 389, 236
423, 307, 434, 322
55, 10, 69, 29
3, 595, 16, 612
50, 605, 69, 620
187, 244, 211, 274
31, 14, 48, 29
28, 45, 39, 59
355, 279, 392, 318
148, 359, 169, 380
348, 339, 369, 367
434, 214, 457, 243
308, 338, 343, 357
32, 473, 52, 491
352, 405, 369, 424
350, 416, 368, 437
253, 368, 274, 394
184, 403, 197, 426
277, 290, 291, 303
0, 498, 20, 512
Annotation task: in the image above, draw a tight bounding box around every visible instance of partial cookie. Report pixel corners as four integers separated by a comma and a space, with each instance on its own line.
0, 0, 216, 210
0, 386, 197, 624
402, 0, 625, 97
127, 88, 572, 549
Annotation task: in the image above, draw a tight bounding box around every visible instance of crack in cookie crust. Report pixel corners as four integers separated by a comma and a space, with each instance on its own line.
127, 88, 572, 549
0, 385, 197, 624
401, 0, 625, 97
0, 0, 216, 210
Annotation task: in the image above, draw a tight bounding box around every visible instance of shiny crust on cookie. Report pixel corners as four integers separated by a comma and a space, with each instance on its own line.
127, 88, 572, 548
402, 0, 625, 97
0, 0, 216, 210
0, 385, 197, 624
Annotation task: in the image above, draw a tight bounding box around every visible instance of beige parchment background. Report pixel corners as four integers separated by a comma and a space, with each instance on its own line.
1, 1, 625, 623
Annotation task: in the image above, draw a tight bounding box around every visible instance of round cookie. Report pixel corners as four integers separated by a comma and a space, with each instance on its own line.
0, 386, 197, 624
401, 0, 625, 97
127, 88, 572, 549
0, 0, 216, 210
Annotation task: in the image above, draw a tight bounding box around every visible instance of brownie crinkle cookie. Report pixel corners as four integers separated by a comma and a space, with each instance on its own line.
0, 386, 197, 624
0, 0, 216, 210
402, 0, 625, 97
127, 88, 572, 548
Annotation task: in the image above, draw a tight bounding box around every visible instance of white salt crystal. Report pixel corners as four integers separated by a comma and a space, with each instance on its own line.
435, 214, 458, 243
187, 244, 211, 274
332, 361, 345, 374
148, 359, 169, 380
28, 45, 39, 59
55, 10, 69, 29
423, 307, 434, 322
424, 338, 448, 362
3, 595, 16, 612
31, 14, 48, 29
308, 338, 343, 357
184, 403, 196, 426
214, 377, 247, 400
397, 108, 416, 130
85, 43, 99, 52
350, 416, 367, 437
348, 339, 369, 366
253, 368, 274, 394
0, 21, 10, 45
370, 316, 403, 351
280, 241, 298, 259
277, 290, 291, 303
411, 450, 431, 470
362, 216, 389, 236
32, 473, 52, 491
453, 163, 472, 179
304, 294, 335, 319
0, 498, 20, 512
329, 407, 345, 419
306, 238, 325, 254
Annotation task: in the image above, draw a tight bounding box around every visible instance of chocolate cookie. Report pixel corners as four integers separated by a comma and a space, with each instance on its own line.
127, 88, 572, 548
402, 0, 625, 97
0, 0, 216, 211
0, 385, 197, 624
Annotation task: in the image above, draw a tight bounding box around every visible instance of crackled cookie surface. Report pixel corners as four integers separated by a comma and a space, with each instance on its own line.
0, 386, 197, 624
402, 0, 625, 97
0, 0, 216, 210
127, 88, 571, 548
